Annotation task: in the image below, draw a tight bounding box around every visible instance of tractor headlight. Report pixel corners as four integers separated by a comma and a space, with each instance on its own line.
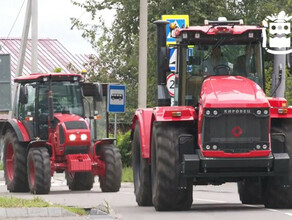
69, 134, 76, 141
80, 134, 88, 141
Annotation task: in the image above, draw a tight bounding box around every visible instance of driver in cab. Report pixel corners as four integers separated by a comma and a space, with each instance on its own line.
202, 46, 229, 76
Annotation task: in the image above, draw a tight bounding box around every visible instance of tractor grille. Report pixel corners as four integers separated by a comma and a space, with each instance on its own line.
202, 108, 269, 153
64, 121, 87, 130
64, 146, 89, 155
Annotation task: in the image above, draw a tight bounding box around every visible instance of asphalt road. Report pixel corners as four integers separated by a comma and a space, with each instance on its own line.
1, 173, 292, 220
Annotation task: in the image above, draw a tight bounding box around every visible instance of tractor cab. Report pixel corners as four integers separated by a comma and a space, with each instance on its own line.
15, 73, 85, 140
171, 18, 264, 106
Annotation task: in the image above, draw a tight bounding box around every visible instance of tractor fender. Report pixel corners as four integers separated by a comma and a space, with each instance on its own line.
27, 140, 53, 157
131, 108, 154, 159
92, 138, 115, 157
152, 106, 197, 122
1, 119, 30, 142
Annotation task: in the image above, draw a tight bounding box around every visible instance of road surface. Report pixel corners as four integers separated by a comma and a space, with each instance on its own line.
0, 173, 292, 219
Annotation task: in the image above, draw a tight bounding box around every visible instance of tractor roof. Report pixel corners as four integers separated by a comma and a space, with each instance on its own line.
14, 73, 83, 83
176, 25, 262, 35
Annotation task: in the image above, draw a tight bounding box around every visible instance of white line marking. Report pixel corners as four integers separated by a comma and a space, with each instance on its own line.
194, 198, 226, 203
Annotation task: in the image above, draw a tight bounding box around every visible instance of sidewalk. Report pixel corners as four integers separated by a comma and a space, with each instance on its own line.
0, 171, 116, 219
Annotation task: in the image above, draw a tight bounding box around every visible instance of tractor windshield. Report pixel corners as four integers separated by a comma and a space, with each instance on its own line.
175, 42, 264, 106
38, 81, 84, 117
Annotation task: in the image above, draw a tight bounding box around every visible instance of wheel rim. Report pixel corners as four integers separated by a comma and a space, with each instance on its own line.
29, 160, 35, 187
6, 143, 14, 181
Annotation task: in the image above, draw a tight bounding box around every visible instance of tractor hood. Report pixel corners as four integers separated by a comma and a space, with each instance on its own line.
200, 76, 270, 108
53, 113, 89, 130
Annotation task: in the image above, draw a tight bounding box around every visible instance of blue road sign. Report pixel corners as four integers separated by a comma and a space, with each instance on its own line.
162, 15, 189, 45
107, 84, 126, 113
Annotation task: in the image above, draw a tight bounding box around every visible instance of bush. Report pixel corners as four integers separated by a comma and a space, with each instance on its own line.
116, 130, 132, 167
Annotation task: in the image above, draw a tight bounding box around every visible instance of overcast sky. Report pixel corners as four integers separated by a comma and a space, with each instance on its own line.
0, 0, 115, 54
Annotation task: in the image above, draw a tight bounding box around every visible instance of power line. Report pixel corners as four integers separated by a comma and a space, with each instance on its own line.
1, 0, 26, 51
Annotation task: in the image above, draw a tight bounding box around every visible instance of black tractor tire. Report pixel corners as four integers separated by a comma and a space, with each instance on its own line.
3, 130, 29, 192
151, 122, 193, 211
264, 120, 292, 208
132, 122, 152, 206
98, 145, 122, 192
65, 171, 94, 191
237, 178, 263, 204
27, 147, 51, 194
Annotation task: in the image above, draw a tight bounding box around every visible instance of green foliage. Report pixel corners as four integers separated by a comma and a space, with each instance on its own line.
117, 131, 132, 167
0, 197, 50, 208
53, 67, 62, 73
71, 0, 292, 114
0, 196, 86, 215
122, 167, 133, 182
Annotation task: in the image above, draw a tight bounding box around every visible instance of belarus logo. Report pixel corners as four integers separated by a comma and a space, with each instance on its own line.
262, 11, 292, 54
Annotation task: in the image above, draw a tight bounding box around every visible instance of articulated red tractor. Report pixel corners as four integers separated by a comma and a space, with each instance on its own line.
131, 17, 292, 211
0, 72, 122, 194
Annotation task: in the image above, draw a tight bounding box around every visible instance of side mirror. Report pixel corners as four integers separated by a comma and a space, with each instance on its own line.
19, 86, 28, 104
82, 83, 103, 102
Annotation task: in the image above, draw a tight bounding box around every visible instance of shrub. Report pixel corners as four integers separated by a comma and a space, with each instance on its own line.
116, 130, 132, 167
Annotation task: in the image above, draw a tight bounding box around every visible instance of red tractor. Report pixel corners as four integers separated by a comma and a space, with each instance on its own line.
131, 17, 292, 211
0, 72, 122, 194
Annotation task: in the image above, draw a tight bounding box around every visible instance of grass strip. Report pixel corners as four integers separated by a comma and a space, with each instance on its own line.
0, 196, 86, 215
122, 167, 133, 182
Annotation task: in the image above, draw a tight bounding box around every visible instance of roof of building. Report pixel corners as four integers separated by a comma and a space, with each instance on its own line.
0, 38, 90, 78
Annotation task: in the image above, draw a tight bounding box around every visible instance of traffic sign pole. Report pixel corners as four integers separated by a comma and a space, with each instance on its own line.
114, 113, 117, 144
107, 84, 126, 143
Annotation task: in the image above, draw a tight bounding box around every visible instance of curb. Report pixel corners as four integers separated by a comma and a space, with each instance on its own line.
0, 207, 77, 218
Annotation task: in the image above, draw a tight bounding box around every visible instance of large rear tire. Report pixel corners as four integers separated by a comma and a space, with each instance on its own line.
3, 130, 29, 192
237, 178, 263, 204
151, 122, 193, 211
27, 147, 51, 194
65, 171, 94, 191
98, 145, 122, 192
264, 120, 292, 208
132, 122, 152, 206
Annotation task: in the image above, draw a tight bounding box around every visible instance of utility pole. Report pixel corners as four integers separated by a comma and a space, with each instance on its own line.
138, 0, 148, 108
31, 0, 38, 73
16, 0, 32, 77
16, 0, 38, 76
272, 50, 286, 98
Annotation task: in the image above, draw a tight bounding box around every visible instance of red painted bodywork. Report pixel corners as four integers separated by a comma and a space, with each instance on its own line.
200, 76, 269, 109
153, 106, 197, 121
268, 97, 292, 118
132, 108, 154, 159
14, 72, 83, 83
12, 119, 30, 141
175, 25, 262, 36
132, 106, 197, 159
198, 76, 271, 157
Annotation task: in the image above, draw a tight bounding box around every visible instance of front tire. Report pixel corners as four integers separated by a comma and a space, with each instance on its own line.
65, 172, 94, 191
237, 178, 263, 204
3, 130, 29, 192
98, 145, 122, 192
132, 122, 152, 206
151, 122, 193, 211
27, 147, 51, 194
263, 121, 292, 208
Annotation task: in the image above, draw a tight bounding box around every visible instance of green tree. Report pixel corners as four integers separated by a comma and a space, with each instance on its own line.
71, 0, 292, 117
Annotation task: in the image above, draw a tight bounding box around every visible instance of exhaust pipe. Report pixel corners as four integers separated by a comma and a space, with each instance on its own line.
154, 20, 171, 106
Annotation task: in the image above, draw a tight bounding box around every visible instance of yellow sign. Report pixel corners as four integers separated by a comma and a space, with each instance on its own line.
162, 15, 189, 45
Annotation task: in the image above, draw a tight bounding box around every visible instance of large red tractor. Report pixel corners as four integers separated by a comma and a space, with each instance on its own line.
0, 72, 122, 194
131, 18, 292, 211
